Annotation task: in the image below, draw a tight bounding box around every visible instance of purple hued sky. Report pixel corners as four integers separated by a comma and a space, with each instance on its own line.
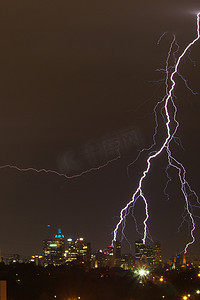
0, 0, 200, 260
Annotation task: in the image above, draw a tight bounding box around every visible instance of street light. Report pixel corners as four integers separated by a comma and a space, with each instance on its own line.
159, 276, 164, 282
138, 269, 149, 277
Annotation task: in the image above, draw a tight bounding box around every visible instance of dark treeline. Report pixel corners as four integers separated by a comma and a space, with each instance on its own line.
0, 263, 200, 300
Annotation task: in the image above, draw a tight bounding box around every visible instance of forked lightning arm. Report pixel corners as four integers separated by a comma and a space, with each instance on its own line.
112, 13, 200, 253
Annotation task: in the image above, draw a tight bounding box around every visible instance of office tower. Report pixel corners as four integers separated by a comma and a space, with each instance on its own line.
121, 253, 134, 270
113, 240, 121, 267
43, 228, 65, 266
135, 240, 153, 267
75, 238, 91, 261
65, 238, 77, 262
65, 238, 91, 264
113, 241, 121, 259
153, 242, 162, 267
106, 245, 114, 256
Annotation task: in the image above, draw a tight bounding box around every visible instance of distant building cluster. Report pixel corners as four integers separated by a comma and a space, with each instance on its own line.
39, 229, 164, 270
41, 229, 122, 268
42, 230, 91, 267
1, 229, 198, 271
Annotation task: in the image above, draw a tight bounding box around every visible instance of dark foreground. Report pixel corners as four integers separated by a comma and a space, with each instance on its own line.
1, 263, 200, 300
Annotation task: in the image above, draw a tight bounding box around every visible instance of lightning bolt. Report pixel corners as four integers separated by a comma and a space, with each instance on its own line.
0, 140, 121, 179
112, 13, 200, 253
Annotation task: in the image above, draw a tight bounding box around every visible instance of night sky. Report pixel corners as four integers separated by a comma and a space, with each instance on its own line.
0, 0, 200, 260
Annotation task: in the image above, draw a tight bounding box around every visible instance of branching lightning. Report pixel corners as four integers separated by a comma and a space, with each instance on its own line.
113, 13, 200, 253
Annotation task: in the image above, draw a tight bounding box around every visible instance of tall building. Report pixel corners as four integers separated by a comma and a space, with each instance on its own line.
105, 245, 115, 267
113, 241, 122, 267
43, 228, 65, 266
64, 238, 77, 262
135, 240, 153, 267
106, 245, 114, 256
64, 238, 91, 265
121, 253, 134, 270
92, 243, 122, 268
75, 238, 91, 262
152, 242, 162, 267
173, 253, 188, 269
113, 241, 121, 259
92, 246, 114, 268
92, 250, 106, 268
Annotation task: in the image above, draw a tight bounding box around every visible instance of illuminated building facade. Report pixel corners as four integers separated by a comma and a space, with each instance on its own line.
91, 250, 107, 268
75, 238, 91, 261
152, 242, 162, 267
135, 240, 153, 267
113, 241, 121, 259
43, 229, 65, 266
64, 238, 91, 265
64, 238, 77, 262
113, 241, 121, 267
121, 253, 134, 270
172, 254, 188, 269
92, 243, 122, 268
30, 255, 43, 266
91, 247, 114, 268
6, 254, 21, 265
106, 246, 114, 256
105, 246, 115, 267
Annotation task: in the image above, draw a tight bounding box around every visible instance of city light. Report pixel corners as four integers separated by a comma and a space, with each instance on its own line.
159, 276, 164, 282
49, 244, 57, 248
138, 269, 149, 277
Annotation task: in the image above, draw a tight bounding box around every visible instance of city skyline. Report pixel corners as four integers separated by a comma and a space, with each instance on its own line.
1, 227, 199, 267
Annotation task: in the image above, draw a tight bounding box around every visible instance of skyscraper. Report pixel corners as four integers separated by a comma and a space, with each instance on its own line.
64, 237, 91, 265
113, 240, 121, 267
43, 228, 65, 266
64, 238, 77, 262
75, 238, 91, 262
152, 242, 162, 267
135, 240, 153, 267
113, 241, 121, 259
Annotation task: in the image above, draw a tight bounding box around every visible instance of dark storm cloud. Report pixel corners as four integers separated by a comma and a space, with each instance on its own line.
0, 0, 199, 259
1, 0, 199, 123
57, 126, 143, 174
